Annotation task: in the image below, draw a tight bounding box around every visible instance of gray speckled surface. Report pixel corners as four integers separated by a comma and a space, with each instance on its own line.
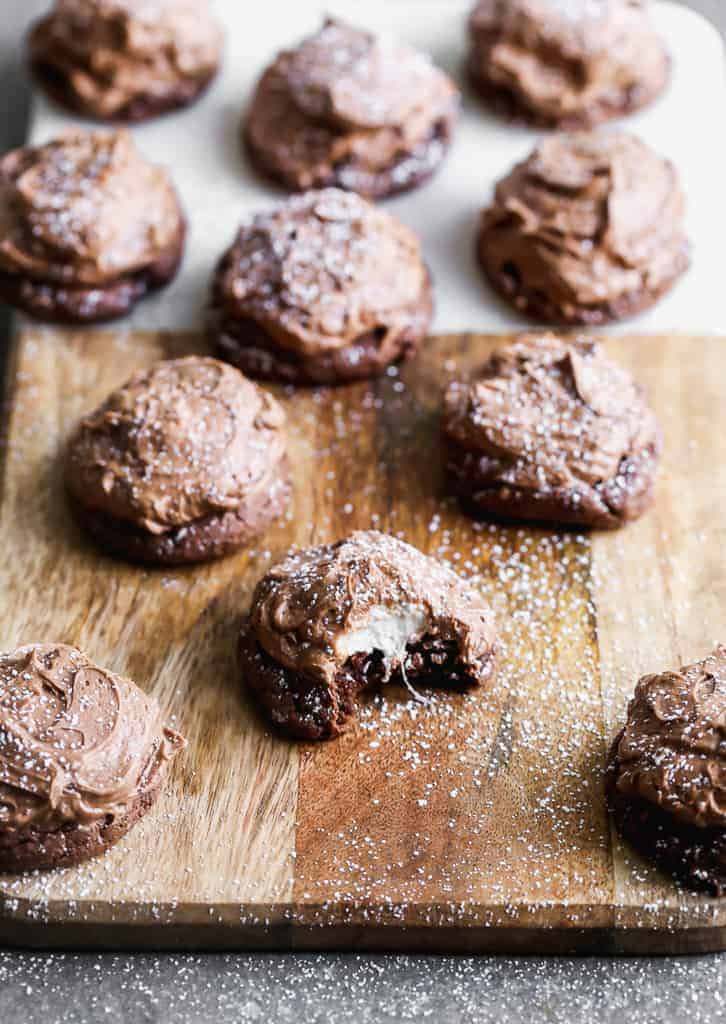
1, 3, 726, 1023
2, 951, 726, 1023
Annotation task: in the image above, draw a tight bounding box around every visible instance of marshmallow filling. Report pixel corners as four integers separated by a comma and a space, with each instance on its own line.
334, 605, 476, 697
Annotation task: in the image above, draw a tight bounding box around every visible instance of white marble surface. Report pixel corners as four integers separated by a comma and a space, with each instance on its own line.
28, 0, 726, 336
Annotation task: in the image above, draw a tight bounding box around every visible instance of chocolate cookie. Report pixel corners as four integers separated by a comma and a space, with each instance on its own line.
0, 643, 184, 872
209, 188, 434, 386
478, 131, 690, 326
29, 0, 223, 123
467, 0, 670, 129
609, 646, 726, 895
244, 18, 459, 199
65, 356, 291, 566
239, 531, 497, 740
0, 130, 185, 324
442, 333, 661, 530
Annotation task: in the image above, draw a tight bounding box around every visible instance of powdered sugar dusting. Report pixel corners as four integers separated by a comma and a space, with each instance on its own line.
2, 329, 722, 952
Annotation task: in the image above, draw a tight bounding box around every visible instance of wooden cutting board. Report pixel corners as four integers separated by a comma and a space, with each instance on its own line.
0, 328, 724, 954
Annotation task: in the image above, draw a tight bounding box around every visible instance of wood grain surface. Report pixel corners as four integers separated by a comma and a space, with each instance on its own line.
0, 328, 724, 953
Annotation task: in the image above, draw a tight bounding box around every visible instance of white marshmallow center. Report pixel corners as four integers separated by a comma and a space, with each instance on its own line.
334, 604, 429, 668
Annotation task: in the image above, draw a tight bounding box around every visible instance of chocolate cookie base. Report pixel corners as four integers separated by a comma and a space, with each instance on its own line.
0, 221, 186, 325
67, 461, 290, 566
29, 25, 218, 124
244, 116, 456, 201
466, 51, 670, 131
239, 629, 363, 741
608, 734, 726, 896
477, 227, 691, 327
0, 778, 161, 872
239, 627, 491, 742
210, 272, 434, 386
445, 442, 660, 530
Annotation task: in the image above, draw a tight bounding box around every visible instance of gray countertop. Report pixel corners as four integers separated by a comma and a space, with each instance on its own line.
2, 3, 726, 1022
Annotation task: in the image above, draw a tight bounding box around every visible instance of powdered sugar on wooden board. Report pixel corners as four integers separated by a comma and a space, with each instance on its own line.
0, 330, 724, 952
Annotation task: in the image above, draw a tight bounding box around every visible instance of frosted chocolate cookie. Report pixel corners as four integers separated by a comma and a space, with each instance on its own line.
209, 188, 434, 386
244, 17, 460, 199
478, 131, 690, 325
467, 0, 670, 129
65, 357, 290, 565
442, 333, 661, 529
0, 643, 184, 871
0, 130, 185, 324
29, 0, 223, 123
609, 647, 726, 895
239, 531, 497, 741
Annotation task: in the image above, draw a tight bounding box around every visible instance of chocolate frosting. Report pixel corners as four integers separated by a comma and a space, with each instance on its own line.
443, 332, 660, 498
468, 0, 669, 123
0, 129, 183, 287
245, 18, 459, 191
214, 188, 431, 359
30, 0, 223, 119
480, 131, 689, 315
66, 356, 288, 535
248, 530, 497, 687
614, 647, 726, 830
0, 643, 184, 835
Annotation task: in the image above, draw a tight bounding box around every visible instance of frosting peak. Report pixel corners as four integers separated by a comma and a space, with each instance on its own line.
65, 356, 288, 534
615, 647, 726, 829
480, 130, 689, 316
249, 530, 497, 686
30, 0, 223, 120
215, 189, 430, 358
0, 130, 183, 287
285, 18, 452, 131
468, 0, 669, 125
244, 18, 459, 197
444, 332, 659, 491
0, 643, 184, 834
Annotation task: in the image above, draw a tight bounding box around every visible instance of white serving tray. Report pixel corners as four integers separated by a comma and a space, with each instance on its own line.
28, 0, 726, 335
